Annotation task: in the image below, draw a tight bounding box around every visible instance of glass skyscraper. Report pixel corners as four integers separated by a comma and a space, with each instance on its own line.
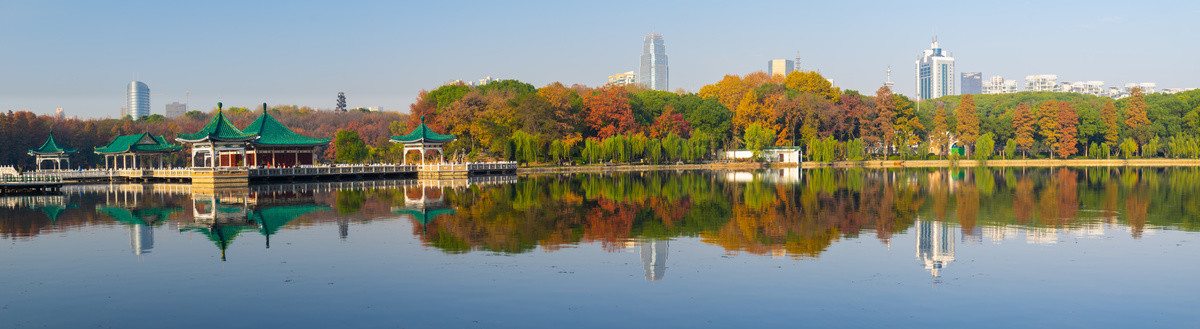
638, 33, 668, 91
126, 81, 150, 119
916, 39, 954, 100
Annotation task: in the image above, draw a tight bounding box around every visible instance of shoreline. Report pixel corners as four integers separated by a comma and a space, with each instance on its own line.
802, 159, 1200, 168
515, 159, 1200, 174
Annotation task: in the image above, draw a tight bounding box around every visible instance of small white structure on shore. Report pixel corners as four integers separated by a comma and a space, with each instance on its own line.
721, 147, 802, 163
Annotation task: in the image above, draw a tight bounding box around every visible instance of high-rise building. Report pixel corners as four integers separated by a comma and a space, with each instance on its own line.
638, 33, 668, 91
55, 108, 64, 120
126, 81, 150, 119
767, 59, 795, 77
640, 240, 668, 281
1025, 74, 1060, 92
916, 39, 955, 100
165, 102, 187, 117
607, 71, 637, 86
916, 220, 956, 277
961, 72, 982, 95
984, 76, 1018, 94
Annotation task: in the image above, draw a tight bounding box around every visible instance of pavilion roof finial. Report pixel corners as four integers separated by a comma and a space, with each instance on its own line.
217, 102, 223, 112
421, 115, 425, 123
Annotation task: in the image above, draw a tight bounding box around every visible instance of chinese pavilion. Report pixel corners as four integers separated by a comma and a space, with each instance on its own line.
241, 104, 330, 167
389, 116, 456, 164
94, 133, 183, 169
175, 103, 259, 167
28, 132, 76, 170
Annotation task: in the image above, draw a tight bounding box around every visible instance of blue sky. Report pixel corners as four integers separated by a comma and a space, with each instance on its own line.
2, 0, 1197, 119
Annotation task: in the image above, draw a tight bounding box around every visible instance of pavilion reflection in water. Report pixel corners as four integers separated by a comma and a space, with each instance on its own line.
182, 187, 332, 261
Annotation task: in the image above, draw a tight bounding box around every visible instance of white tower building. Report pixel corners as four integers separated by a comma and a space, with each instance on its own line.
916, 38, 955, 100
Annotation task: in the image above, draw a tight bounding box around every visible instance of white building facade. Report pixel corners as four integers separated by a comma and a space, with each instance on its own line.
916, 40, 955, 100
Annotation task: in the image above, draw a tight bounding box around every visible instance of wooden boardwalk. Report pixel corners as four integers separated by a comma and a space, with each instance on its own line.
34, 162, 518, 186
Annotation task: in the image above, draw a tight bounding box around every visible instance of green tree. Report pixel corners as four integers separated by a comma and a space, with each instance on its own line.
333, 130, 369, 164
975, 133, 995, 161
743, 123, 776, 159
1120, 138, 1138, 159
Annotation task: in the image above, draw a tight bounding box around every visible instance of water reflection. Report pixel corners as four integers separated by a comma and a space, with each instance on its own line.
3, 168, 1200, 279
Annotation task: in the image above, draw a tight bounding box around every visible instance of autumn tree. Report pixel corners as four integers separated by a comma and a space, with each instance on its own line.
930, 104, 950, 158
1037, 100, 1060, 158
1012, 103, 1034, 158
647, 106, 691, 139
871, 86, 896, 155
892, 94, 923, 156
1101, 100, 1120, 156
583, 85, 637, 138
1056, 101, 1080, 158
955, 94, 980, 156
1125, 87, 1152, 148
783, 71, 840, 100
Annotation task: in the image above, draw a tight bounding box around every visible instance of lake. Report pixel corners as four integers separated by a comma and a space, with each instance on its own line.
2, 167, 1199, 328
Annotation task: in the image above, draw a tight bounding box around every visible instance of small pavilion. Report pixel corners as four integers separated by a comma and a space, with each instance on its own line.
94, 133, 183, 170
28, 133, 76, 171
175, 103, 259, 167
389, 116, 456, 165
241, 104, 330, 167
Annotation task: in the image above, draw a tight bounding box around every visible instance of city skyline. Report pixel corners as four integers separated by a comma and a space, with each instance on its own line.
2, 1, 1198, 118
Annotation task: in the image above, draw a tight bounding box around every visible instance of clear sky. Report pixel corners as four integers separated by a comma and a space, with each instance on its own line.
2, 0, 1197, 119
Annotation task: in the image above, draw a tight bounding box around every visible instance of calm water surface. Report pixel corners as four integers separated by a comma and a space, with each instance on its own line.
2, 168, 1199, 328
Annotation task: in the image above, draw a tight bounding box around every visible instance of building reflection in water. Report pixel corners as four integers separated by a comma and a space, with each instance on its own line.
639, 240, 668, 281
916, 220, 955, 277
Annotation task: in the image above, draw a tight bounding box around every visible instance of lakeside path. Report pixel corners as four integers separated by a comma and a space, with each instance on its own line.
515, 159, 1200, 174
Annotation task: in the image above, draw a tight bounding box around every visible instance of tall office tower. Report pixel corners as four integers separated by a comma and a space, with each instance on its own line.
1025, 74, 1060, 92
916, 220, 956, 277
165, 102, 187, 117
127, 81, 150, 119
55, 108, 64, 119
767, 59, 795, 77
916, 38, 955, 100
638, 33, 668, 91
961, 72, 982, 95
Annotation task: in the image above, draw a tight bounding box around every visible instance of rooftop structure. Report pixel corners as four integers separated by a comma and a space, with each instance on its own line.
28, 133, 77, 171
984, 76, 1018, 94
95, 133, 183, 169
241, 104, 331, 167
390, 116, 456, 165
176, 103, 259, 167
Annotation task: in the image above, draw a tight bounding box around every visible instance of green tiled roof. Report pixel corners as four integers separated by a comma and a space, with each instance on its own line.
250, 205, 330, 237
176, 105, 257, 142
28, 134, 76, 154
390, 117, 455, 143
94, 133, 184, 154
99, 206, 182, 226
243, 110, 330, 146
182, 224, 253, 261
394, 207, 457, 225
